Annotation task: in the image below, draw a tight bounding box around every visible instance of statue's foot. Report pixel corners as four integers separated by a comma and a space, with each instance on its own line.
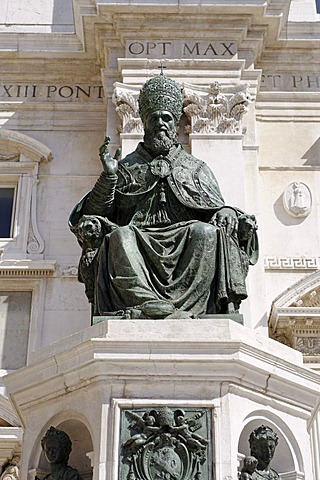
141, 300, 175, 318
165, 310, 196, 319
123, 301, 175, 319
125, 308, 144, 319
121, 302, 198, 320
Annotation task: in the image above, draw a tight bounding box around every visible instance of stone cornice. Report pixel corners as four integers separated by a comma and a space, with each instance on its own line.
5, 319, 320, 423
270, 270, 320, 312
0, 130, 52, 163
0, 0, 319, 70
0, 427, 22, 466
0, 260, 56, 277
0, 395, 20, 428
0, 103, 107, 132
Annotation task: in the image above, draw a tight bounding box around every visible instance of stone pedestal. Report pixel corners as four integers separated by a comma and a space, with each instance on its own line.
4, 318, 320, 480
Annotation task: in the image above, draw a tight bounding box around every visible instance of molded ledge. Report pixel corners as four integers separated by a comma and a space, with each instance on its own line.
0, 260, 56, 277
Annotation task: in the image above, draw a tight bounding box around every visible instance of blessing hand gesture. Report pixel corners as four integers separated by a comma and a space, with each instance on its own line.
99, 136, 121, 175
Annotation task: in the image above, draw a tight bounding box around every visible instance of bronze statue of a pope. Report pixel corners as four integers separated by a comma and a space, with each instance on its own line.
69, 75, 258, 319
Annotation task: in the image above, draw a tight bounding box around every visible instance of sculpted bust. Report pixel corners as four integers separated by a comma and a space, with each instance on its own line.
246, 425, 280, 479
40, 427, 83, 480
69, 75, 258, 319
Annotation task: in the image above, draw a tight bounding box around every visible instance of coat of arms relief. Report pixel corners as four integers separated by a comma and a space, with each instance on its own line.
120, 407, 211, 480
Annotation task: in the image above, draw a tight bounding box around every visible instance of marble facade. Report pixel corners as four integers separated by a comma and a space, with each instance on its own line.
0, 0, 320, 478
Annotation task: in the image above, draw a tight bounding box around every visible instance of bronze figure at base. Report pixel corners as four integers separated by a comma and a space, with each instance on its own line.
38, 427, 83, 480
241, 426, 280, 480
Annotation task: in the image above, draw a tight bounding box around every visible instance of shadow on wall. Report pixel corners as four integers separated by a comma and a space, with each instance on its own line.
302, 137, 320, 166
52, 0, 74, 33
273, 193, 307, 227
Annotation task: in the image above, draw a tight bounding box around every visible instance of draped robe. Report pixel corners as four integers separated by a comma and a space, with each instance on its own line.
69, 143, 257, 317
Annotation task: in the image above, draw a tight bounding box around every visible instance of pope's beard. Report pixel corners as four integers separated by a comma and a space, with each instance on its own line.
143, 127, 178, 156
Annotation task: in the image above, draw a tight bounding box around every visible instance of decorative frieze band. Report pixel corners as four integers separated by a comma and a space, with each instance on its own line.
264, 256, 320, 270
272, 324, 320, 359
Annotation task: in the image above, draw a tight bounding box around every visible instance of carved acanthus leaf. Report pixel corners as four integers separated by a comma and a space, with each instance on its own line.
295, 336, 320, 356
0, 456, 20, 480
112, 85, 143, 134
183, 82, 252, 134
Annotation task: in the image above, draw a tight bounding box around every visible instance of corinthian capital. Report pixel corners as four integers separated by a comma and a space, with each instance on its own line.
112, 83, 143, 134
183, 82, 252, 134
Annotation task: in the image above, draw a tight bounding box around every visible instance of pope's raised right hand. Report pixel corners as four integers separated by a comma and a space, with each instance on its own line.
99, 136, 121, 175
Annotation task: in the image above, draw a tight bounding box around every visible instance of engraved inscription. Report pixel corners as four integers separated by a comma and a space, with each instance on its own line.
0, 84, 104, 102
126, 40, 237, 59
260, 73, 320, 91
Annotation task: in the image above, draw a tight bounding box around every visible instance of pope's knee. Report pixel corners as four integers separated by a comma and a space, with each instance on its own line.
109, 225, 135, 247
189, 222, 217, 241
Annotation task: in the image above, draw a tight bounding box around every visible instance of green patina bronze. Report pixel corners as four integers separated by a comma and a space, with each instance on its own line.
240, 426, 280, 480
120, 406, 211, 480
38, 427, 83, 480
69, 75, 258, 320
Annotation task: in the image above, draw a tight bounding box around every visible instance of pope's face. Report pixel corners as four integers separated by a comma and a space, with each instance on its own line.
144, 110, 176, 137
43, 438, 66, 465
143, 110, 177, 155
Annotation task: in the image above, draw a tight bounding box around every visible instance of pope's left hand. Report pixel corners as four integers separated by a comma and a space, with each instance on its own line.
210, 207, 238, 236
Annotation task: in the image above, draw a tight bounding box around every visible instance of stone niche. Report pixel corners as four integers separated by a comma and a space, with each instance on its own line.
31, 418, 93, 480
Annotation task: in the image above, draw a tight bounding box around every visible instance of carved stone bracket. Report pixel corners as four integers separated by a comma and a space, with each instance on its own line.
120, 406, 211, 480
112, 83, 143, 134
183, 82, 252, 134
60, 265, 78, 277
26, 176, 44, 254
